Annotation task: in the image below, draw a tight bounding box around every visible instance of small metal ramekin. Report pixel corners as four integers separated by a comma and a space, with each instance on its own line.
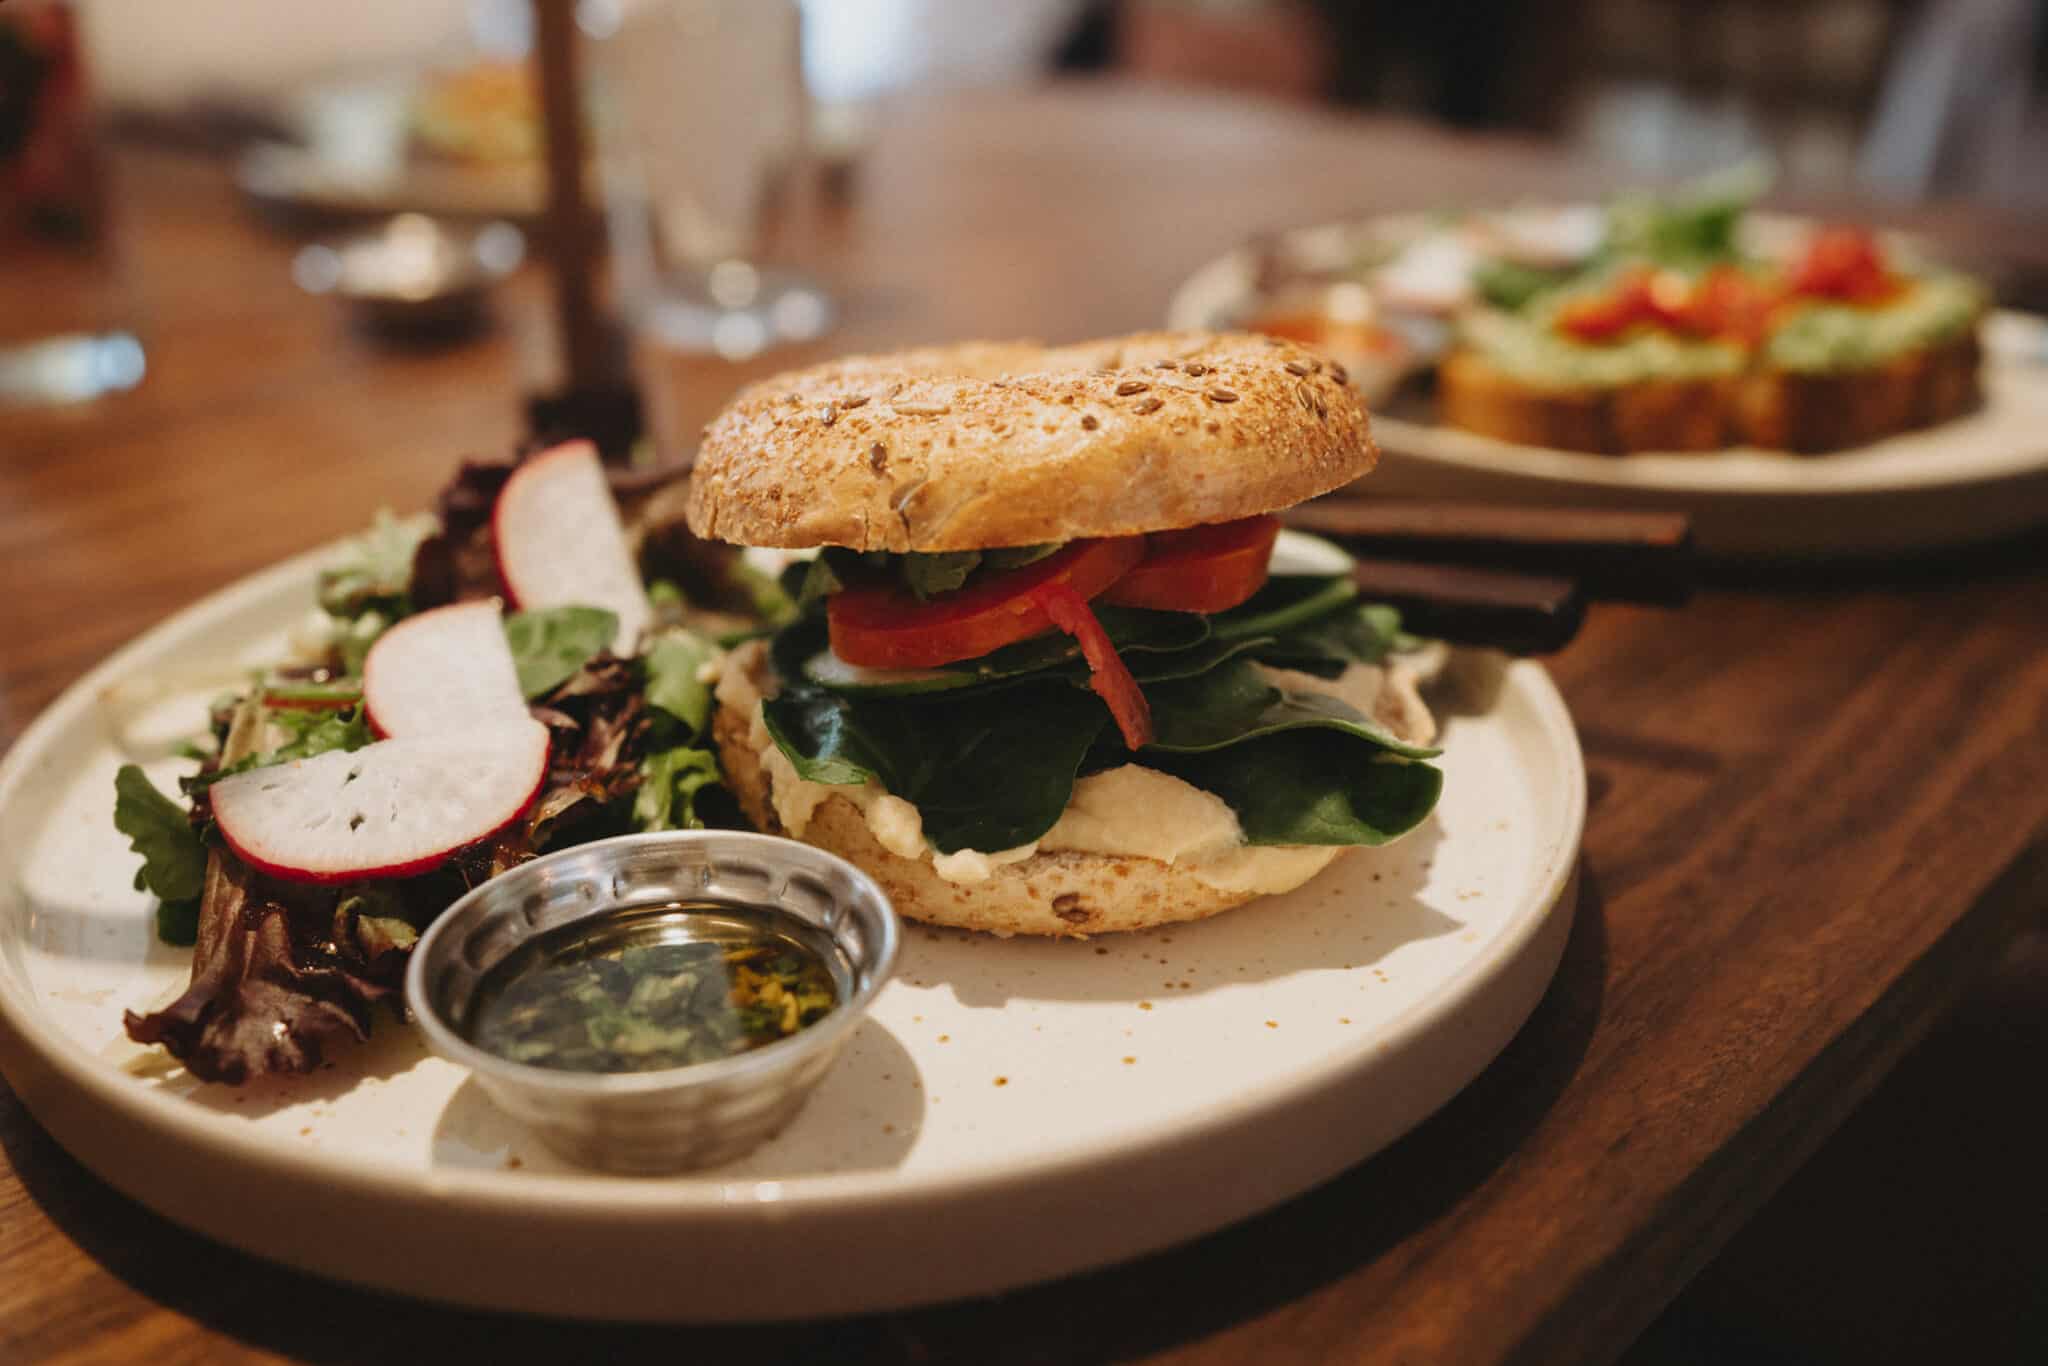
405, 831, 899, 1174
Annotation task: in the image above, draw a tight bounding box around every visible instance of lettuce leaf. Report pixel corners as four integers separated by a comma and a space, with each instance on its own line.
641, 631, 717, 735
504, 606, 619, 698
633, 746, 723, 832
181, 704, 376, 795
317, 509, 433, 620
114, 765, 206, 943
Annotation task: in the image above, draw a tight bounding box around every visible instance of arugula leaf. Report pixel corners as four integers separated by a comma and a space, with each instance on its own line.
317, 510, 433, 620
1142, 658, 1440, 759
1211, 575, 1359, 641
763, 683, 1108, 852
634, 747, 723, 832
642, 631, 718, 735
114, 765, 206, 945
1146, 735, 1442, 846
503, 606, 619, 698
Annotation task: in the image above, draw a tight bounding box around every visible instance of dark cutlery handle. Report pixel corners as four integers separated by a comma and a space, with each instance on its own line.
1289, 500, 1695, 606
1350, 556, 1587, 656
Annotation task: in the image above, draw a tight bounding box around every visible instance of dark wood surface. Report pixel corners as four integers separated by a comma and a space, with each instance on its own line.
4, 82, 2047, 1366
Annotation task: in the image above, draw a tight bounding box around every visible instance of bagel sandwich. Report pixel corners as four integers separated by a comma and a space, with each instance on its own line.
689, 330, 1444, 936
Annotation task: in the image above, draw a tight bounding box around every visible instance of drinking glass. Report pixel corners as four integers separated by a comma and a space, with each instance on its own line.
592, 0, 834, 466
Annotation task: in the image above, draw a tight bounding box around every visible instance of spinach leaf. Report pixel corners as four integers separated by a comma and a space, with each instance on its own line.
1146, 735, 1442, 846
1252, 601, 1404, 676
114, 765, 206, 945
642, 630, 718, 735
763, 683, 1108, 852
634, 746, 723, 832
504, 606, 619, 698
1210, 576, 1358, 641
945, 606, 1210, 680
1142, 658, 1441, 758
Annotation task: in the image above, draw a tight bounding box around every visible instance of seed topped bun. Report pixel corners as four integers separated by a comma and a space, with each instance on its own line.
686, 330, 1374, 552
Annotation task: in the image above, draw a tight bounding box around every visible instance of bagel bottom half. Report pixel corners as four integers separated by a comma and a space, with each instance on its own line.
712, 689, 1351, 939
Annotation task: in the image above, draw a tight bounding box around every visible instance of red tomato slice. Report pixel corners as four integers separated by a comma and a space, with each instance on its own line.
1034, 582, 1153, 750
828, 536, 1144, 669
1099, 515, 1280, 613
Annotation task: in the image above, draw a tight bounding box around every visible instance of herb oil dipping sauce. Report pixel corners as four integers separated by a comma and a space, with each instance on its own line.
407, 831, 900, 1172
467, 902, 841, 1073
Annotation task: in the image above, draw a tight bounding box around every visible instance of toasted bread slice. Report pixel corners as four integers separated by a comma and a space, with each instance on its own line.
1441, 327, 1981, 456
1437, 349, 1732, 455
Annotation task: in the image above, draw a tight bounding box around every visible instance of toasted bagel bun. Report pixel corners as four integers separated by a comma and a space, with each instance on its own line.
713, 701, 1317, 937
687, 330, 1375, 552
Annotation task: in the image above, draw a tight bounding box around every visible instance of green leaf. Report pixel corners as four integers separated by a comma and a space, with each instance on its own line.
642, 630, 718, 735
730, 563, 797, 626
763, 683, 1108, 853
1252, 601, 1404, 676
1142, 658, 1441, 759
182, 704, 376, 794
1146, 735, 1443, 846
634, 747, 723, 832
900, 551, 983, 601
504, 606, 619, 697
114, 765, 207, 945
317, 509, 433, 619
155, 898, 201, 947
1210, 575, 1359, 642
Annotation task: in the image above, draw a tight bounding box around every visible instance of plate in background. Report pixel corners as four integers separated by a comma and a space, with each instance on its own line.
1168, 212, 2048, 558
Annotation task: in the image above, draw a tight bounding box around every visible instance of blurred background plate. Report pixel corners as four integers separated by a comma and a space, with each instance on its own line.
233, 77, 550, 222
1170, 213, 2048, 560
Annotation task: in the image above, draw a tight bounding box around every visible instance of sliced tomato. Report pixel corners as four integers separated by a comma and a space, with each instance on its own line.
1034, 582, 1153, 750
1100, 514, 1280, 613
828, 536, 1144, 669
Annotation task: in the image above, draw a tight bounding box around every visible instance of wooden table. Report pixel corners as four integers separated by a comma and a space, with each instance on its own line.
4, 83, 2045, 1365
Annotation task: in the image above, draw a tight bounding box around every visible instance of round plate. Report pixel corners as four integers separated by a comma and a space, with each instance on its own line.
1168, 212, 2048, 558
0, 542, 1583, 1320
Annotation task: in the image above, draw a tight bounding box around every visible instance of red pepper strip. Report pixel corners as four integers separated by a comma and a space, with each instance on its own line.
1034, 582, 1154, 751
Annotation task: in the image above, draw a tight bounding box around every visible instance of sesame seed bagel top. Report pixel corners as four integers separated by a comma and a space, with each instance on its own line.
685, 330, 1376, 551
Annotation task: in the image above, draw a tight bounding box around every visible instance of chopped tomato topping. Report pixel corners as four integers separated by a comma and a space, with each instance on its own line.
1034, 582, 1153, 750
1784, 226, 1899, 305
1100, 515, 1280, 613
1554, 269, 1662, 342
827, 536, 1144, 669
1556, 265, 1778, 343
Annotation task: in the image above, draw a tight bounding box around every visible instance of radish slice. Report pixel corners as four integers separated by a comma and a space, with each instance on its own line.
362, 601, 527, 737
211, 719, 549, 884
492, 440, 650, 655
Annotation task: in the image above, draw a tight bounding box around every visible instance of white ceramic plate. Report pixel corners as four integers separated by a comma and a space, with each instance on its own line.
1168, 212, 2048, 558
0, 538, 1583, 1320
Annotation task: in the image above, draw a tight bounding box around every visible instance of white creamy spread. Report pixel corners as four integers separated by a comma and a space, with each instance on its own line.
715, 641, 1432, 892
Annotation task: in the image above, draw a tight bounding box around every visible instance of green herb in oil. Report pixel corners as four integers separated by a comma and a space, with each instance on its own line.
466, 904, 841, 1074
